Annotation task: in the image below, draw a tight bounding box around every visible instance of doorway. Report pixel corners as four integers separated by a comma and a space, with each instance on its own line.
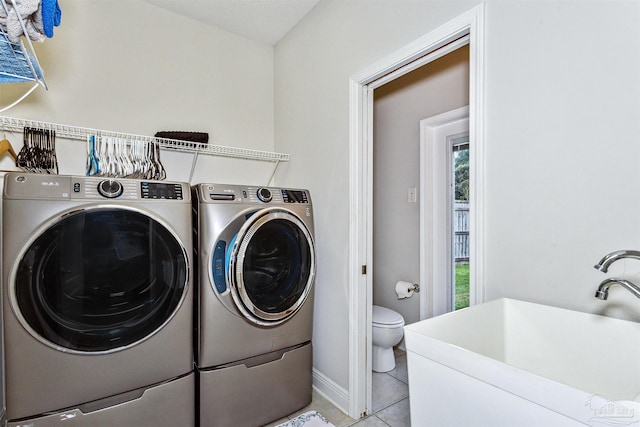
420, 106, 470, 320
374, 50, 469, 326
348, 4, 485, 419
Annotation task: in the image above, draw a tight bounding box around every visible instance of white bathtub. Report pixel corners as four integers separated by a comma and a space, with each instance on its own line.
404, 298, 640, 426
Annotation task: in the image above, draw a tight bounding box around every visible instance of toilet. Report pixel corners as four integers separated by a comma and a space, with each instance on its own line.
372, 305, 405, 372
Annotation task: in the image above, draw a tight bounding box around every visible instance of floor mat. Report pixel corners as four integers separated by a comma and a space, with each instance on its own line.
275, 410, 335, 427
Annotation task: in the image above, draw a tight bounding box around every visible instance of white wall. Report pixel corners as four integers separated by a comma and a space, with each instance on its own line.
373, 46, 469, 326
483, 1, 640, 321
275, 0, 640, 409
0, 0, 276, 184
274, 0, 479, 402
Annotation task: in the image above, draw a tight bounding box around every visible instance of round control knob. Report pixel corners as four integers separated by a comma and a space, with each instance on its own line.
97, 179, 124, 198
257, 187, 272, 203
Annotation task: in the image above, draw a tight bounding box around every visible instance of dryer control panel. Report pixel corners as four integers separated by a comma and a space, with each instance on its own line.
140, 181, 184, 200
3, 173, 188, 201
77, 178, 185, 200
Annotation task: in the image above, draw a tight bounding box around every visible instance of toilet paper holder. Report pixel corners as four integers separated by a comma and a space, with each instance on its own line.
395, 280, 420, 299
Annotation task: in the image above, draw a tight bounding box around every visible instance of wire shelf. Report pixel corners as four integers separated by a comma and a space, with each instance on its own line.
0, 115, 289, 162
0, 115, 289, 184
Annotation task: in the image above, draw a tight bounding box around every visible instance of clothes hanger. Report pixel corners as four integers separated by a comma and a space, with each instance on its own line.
0, 131, 17, 160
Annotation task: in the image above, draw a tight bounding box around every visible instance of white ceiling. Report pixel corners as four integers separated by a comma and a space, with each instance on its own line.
144, 0, 321, 46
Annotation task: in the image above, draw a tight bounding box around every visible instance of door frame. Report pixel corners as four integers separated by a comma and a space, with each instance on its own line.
420, 106, 470, 320
348, 4, 485, 418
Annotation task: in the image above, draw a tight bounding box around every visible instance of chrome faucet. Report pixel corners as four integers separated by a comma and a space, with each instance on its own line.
595, 278, 640, 300
593, 249, 640, 273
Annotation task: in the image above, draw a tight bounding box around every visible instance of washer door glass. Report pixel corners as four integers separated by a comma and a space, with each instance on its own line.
229, 208, 315, 325
13, 208, 188, 353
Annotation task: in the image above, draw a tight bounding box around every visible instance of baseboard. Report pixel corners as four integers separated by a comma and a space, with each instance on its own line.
312, 368, 349, 414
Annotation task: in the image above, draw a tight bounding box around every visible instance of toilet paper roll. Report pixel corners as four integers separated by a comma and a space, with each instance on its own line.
395, 280, 414, 299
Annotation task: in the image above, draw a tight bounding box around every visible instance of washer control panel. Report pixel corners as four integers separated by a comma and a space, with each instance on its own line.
243, 187, 284, 203
281, 189, 309, 204
256, 187, 273, 203
199, 184, 311, 205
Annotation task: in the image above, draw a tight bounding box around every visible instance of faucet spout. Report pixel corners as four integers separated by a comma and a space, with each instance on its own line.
594, 249, 640, 272
595, 278, 640, 300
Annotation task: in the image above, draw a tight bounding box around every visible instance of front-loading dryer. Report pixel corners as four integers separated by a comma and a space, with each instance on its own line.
193, 183, 316, 427
2, 173, 195, 426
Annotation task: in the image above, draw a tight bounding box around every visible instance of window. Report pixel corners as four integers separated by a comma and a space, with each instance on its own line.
451, 136, 469, 310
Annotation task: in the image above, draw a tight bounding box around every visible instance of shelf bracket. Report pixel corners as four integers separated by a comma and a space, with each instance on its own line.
188, 151, 199, 183
266, 159, 281, 186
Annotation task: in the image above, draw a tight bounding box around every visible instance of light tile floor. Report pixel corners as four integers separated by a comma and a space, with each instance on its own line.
267, 349, 410, 427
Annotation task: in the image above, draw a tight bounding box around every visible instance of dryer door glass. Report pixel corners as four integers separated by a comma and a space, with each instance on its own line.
232, 209, 315, 324
13, 208, 188, 353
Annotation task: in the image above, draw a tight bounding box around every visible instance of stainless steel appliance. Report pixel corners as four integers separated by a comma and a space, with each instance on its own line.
193, 183, 316, 427
2, 173, 194, 426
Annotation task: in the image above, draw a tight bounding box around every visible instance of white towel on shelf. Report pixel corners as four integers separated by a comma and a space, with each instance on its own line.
0, 0, 44, 43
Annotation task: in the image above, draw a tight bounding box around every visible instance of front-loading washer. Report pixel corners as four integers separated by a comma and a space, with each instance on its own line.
2, 173, 195, 426
193, 183, 316, 427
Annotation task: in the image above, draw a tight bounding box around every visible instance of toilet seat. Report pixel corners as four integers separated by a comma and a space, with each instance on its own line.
372, 305, 404, 328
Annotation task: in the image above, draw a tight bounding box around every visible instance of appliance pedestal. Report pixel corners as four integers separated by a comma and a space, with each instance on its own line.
8, 373, 195, 427
198, 342, 312, 427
